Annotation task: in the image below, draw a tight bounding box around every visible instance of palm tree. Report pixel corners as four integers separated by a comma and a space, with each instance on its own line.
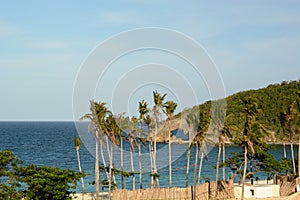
239, 97, 266, 200
194, 110, 209, 198
220, 121, 235, 181
214, 114, 235, 198
115, 114, 127, 189
80, 100, 110, 200
152, 90, 167, 187
127, 116, 138, 190
184, 112, 199, 187
103, 114, 121, 193
144, 114, 154, 187
138, 100, 150, 189
279, 101, 298, 175
163, 100, 177, 188
74, 136, 85, 199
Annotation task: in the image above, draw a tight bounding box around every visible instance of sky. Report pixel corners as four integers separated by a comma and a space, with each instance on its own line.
1, 0, 300, 121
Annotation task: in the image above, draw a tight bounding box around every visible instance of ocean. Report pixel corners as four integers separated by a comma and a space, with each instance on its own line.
0, 121, 294, 192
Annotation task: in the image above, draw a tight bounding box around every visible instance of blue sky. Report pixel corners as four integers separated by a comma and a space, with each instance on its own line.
1, 0, 300, 121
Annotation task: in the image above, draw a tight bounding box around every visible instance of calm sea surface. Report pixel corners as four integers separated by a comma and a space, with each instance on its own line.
0, 122, 294, 192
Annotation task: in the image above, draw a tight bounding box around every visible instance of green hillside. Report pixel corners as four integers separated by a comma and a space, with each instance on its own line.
179, 80, 300, 143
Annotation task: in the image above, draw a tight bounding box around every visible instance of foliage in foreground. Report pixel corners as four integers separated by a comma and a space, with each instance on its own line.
0, 149, 85, 200
0, 149, 22, 199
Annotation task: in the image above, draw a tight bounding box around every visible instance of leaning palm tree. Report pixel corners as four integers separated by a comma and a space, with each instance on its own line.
152, 90, 167, 187
214, 115, 236, 199
239, 97, 267, 200
184, 111, 199, 187
163, 100, 177, 188
138, 100, 150, 189
80, 100, 110, 200
194, 110, 210, 200
74, 136, 85, 199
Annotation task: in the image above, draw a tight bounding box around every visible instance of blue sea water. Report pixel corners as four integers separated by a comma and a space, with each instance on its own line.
0, 122, 295, 192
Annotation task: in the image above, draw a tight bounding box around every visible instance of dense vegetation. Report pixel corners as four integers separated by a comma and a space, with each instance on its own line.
0, 149, 85, 200
181, 80, 300, 142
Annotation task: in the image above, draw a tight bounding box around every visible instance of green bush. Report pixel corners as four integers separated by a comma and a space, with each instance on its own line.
0, 149, 85, 200
0, 149, 23, 199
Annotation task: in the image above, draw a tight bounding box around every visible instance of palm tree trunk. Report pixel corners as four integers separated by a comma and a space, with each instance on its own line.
222, 143, 226, 181
100, 138, 109, 180
197, 151, 204, 185
291, 142, 296, 175
186, 148, 191, 187
105, 136, 112, 193
76, 149, 85, 199
193, 143, 198, 198
241, 146, 247, 200
130, 148, 135, 190
283, 142, 287, 158
298, 138, 300, 176
95, 134, 100, 200
153, 119, 158, 187
169, 131, 172, 188
149, 141, 154, 188
120, 138, 125, 189
138, 143, 142, 189
110, 144, 115, 185
215, 143, 221, 199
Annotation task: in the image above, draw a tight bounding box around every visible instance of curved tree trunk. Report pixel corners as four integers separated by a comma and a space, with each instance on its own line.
193, 143, 199, 198
197, 151, 204, 185
95, 133, 100, 200
76, 149, 85, 199
169, 131, 172, 188
215, 143, 221, 199
186, 148, 191, 187
241, 146, 247, 200
130, 148, 135, 190
120, 138, 125, 189
222, 143, 226, 181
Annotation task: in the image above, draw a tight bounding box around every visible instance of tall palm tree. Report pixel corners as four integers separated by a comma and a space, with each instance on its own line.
163, 100, 177, 188
138, 100, 150, 189
80, 100, 110, 200
214, 114, 235, 197
115, 114, 127, 189
74, 136, 85, 199
279, 101, 298, 175
220, 122, 234, 181
239, 97, 264, 200
194, 110, 209, 199
103, 114, 121, 193
144, 114, 154, 187
152, 90, 167, 187
127, 116, 138, 190
184, 112, 198, 187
